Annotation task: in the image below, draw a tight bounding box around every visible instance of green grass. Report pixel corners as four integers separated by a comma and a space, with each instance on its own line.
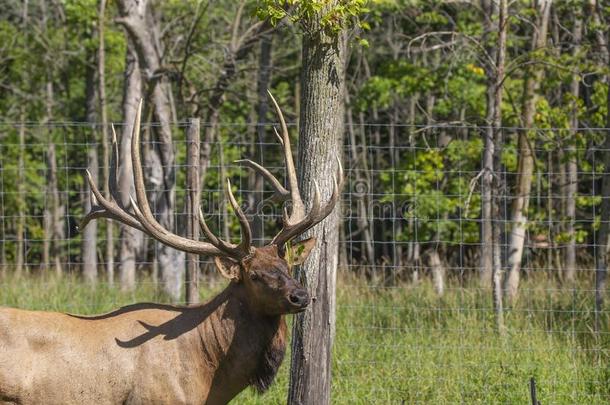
1, 273, 609, 404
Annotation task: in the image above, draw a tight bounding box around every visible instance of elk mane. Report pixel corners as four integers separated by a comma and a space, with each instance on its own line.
250, 317, 287, 393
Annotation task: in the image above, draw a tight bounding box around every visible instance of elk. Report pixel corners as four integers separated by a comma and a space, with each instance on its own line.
0, 93, 343, 405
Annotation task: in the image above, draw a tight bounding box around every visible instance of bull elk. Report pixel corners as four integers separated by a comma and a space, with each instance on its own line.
0, 93, 343, 404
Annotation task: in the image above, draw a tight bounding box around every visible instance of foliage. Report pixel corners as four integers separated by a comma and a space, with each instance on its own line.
256, 0, 369, 35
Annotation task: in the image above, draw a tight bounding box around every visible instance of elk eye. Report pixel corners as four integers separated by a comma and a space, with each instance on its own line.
250, 273, 260, 281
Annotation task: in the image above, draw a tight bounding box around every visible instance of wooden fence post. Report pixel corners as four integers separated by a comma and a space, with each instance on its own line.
185, 118, 200, 304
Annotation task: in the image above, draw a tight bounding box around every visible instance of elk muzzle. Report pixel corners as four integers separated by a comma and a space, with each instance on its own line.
286, 288, 310, 312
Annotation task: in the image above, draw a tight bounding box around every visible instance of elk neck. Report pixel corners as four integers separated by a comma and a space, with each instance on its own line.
195, 281, 287, 396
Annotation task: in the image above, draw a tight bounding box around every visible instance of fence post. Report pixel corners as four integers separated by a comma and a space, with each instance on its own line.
185, 118, 201, 305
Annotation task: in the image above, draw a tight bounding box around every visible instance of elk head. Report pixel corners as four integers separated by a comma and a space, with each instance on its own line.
80, 92, 343, 316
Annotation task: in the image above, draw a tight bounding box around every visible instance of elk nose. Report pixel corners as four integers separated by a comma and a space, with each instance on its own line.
288, 289, 310, 307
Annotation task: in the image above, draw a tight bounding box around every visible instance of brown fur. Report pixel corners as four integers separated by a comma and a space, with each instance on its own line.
0, 244, 311, 404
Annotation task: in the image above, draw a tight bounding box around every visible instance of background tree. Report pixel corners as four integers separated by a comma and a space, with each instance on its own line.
504, 0, 551, 303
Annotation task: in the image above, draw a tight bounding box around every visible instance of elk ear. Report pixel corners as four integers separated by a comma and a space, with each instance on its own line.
286, 237, 317, 266
214, 257, 241, 281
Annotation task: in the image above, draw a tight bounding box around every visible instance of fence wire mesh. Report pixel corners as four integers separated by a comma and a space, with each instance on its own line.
0, 121, 609, 403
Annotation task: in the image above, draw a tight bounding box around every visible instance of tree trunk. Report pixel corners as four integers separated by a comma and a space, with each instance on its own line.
492, 0, 508, 333
591, 0, 610, 332
185, 118, 200, 305
47, 140, 63, 277
565, 5, 582, 284
354, 111, 374, 267
482, 0, 508, 332
288, 15, 346, 405
504, 0, 551, 303
427, 249, 445, 296
251, 33, 273, 243
98, 0, 113, 285
118, 37, 145, 292
15, 107, 26, 277
42, 81, 64, 277
390, 106, 403, 275
116, 0, 184, 300
82, 51, 99, 284
480, 0, 499, 287
407, 95, 420, 282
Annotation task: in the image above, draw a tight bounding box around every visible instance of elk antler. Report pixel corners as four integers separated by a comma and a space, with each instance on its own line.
80, 99, 252, 261
238, 91, 344, 248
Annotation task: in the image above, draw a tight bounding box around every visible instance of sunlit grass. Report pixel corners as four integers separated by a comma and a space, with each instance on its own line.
0, 272, 608, 404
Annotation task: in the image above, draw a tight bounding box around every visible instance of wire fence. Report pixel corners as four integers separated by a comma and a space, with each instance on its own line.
0, 121, 609, 403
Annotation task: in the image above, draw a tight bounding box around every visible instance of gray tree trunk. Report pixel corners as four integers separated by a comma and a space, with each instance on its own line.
98, 0, 113, 285
116, 0, 184, 300
482, 0, 508, 332
118, 37, 145, 292
480, 0, 499, 287
565, 5, 582, 283
427, 249, 445, 296
591, 0, 609, 332
504, 0, 551, 303
288, 15, 346, 405
492, 0, 508, 333
42, 77, 64, 277
82, 52, 99, 284
185, 119, 200, 305
251, 33, 273, 243
15, 107, 26, 276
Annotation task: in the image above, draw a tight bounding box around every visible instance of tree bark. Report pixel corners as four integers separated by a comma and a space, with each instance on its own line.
504, 0, 551, 303
118, 37, 145, 292
41, 13, 61, 275
482, 0, 508, 332
98, 0, 113, 285
185, 118, 200, 305
116, 0, 184, 300
590, 0, 610, 332
15, 108, 26, 277
42, 77, 64, 277
82, 49, 99, 284
492, 0, 508, 333
427, 249, 445, 296
480, 0, 499, 287
564, 4, 582, 283
288, 14, 346, 405
251, 32, 273, 243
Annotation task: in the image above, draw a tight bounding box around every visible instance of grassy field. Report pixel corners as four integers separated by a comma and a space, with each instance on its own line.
0, 272, 609, 404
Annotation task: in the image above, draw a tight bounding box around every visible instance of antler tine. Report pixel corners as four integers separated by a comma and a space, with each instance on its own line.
225, 179, 253, 253
80, 98, 247, 259
80, 122, 134, 232
79, 169, 145, 233
235, 159, 289, 203
241, 93, 345, 248
125, 99, 248, 258
271, 181, 321, 246
109, 124, 123, 206
196, 180, 253, 258
199, 208, 224, 246
271, 153, 345, 247
267, 90, 305, 222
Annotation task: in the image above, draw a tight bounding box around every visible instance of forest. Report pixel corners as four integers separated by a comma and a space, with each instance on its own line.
0, 0, 609, 402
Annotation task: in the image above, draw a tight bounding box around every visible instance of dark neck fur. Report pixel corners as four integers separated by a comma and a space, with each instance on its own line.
249, 315, 287, 393
198, 283, 288, 397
